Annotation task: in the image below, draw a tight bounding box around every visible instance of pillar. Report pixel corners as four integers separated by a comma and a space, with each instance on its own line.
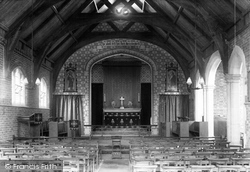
226, 74, 241, 145
204, 85, 215, 137
195, 89, 203, 121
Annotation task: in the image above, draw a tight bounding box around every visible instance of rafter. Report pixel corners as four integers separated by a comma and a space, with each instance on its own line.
145, 0, 196, 48
25, 0, 70, 42
168, 1, 212, 42
5, 0, 46, 39
67, 13, 183, 38
173, 6, 183, 24
122, 22, 135, 32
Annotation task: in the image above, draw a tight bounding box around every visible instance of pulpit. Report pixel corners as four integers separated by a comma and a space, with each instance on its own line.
17, 113, 43, 137
103, 108, 141, 126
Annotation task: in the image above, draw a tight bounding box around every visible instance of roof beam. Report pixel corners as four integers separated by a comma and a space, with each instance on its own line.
5, 0, 46, 39
173, 6, 183, 24
67, 13, 183, 37
168, 1, 212, 42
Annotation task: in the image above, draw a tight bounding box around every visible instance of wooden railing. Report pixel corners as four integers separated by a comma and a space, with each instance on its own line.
83, 125, 158, 138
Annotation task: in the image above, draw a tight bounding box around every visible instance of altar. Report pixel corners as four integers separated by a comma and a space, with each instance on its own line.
103, 108, 141, 126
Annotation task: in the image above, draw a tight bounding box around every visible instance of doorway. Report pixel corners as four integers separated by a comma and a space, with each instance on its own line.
91, 83, 103, 125
141, 83, 151, 125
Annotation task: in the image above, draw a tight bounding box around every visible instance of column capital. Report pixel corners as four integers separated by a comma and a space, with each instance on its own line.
225, 74, 241, 83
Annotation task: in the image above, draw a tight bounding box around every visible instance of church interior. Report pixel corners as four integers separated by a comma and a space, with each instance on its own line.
1, 0, 250, 171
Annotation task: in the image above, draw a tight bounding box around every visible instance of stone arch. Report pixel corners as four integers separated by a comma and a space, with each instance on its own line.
85, 49, 157, 73
11, 62, 28, 80
227, 45, 247, 145
84, 49, 158, 133
228, 45, 247, 76
205, 51, 222, 86
204, 50, 222, 137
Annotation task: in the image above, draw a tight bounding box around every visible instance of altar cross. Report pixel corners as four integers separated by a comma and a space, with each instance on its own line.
120, 96, 125, 109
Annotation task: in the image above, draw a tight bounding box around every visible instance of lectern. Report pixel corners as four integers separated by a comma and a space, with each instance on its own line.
69, 119, 80, 138
17, 113, 43, 137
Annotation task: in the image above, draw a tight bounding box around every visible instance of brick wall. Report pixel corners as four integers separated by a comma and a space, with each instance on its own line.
0, 41, 51, 141
214, 63, 228, 118
0, 106, 50, 141
245, 103, 250, 148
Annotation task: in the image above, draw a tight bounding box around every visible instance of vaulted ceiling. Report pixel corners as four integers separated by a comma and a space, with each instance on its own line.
1, 0, 250, 85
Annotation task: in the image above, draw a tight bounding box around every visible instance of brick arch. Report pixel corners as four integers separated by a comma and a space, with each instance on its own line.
85, 49, 157, 73
84, 49, 158, 130
39, 71, 50, 86
10, 61, 28, 79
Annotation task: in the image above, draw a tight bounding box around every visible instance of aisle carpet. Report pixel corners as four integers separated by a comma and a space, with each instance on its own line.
97, 159, 130, 172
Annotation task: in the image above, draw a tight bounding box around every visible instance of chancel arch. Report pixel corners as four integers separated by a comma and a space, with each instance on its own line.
87, 50, 156, 134
55, 39, 188, 135
89, 52, 156, 130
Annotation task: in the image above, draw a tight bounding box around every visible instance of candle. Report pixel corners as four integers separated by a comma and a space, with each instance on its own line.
138, 93, 140, 102
104, 93, 106, 102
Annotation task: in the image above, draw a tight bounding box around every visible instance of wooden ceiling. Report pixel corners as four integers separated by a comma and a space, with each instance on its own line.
1, 0, 250, 84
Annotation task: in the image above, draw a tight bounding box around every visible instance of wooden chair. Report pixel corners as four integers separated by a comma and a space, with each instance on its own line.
160, 165, 187, 172
216, 165, 244, 172
231, 158, 250, 172
154, 159, 185, 171
244, 165, 250, 172
182, 158, 204, 166
132, 164, 158, 172
208, 158, 230, 165
61, 158, 81, 172
231, 157, 250, 165
111, 136, 122, 159
188, 165, 217, 172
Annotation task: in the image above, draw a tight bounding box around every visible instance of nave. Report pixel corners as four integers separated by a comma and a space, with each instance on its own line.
0, 135, 250, 172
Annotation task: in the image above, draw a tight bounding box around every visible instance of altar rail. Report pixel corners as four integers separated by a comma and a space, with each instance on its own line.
84, 125, 158, 138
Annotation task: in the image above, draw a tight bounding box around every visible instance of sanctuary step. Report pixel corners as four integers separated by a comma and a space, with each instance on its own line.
92, 127, 147, 137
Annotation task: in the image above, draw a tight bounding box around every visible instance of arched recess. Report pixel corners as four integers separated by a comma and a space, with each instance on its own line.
84, 49, 158, 135
204, 50, 222, 137
227, 46, 247, 145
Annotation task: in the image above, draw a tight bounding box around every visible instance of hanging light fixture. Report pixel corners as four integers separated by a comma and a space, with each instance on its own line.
23, 78, 28, 85
186, 10, 204, 91
26, 0, 40, 89
35, 78, 41, 85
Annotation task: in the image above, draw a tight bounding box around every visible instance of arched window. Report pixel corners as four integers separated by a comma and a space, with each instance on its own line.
12, 68, 26, 106
39, 78, 48, 108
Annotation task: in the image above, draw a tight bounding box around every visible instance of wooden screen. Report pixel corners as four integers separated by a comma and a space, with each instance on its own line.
103, 63, 141, 109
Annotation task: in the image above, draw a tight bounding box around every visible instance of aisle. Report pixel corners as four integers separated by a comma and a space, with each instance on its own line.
97, 159, 130, 172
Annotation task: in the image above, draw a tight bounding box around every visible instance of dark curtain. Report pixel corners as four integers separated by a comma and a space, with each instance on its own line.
54, 95, 84, 131
104, 66, 141, 108
160, 95, 189, 122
